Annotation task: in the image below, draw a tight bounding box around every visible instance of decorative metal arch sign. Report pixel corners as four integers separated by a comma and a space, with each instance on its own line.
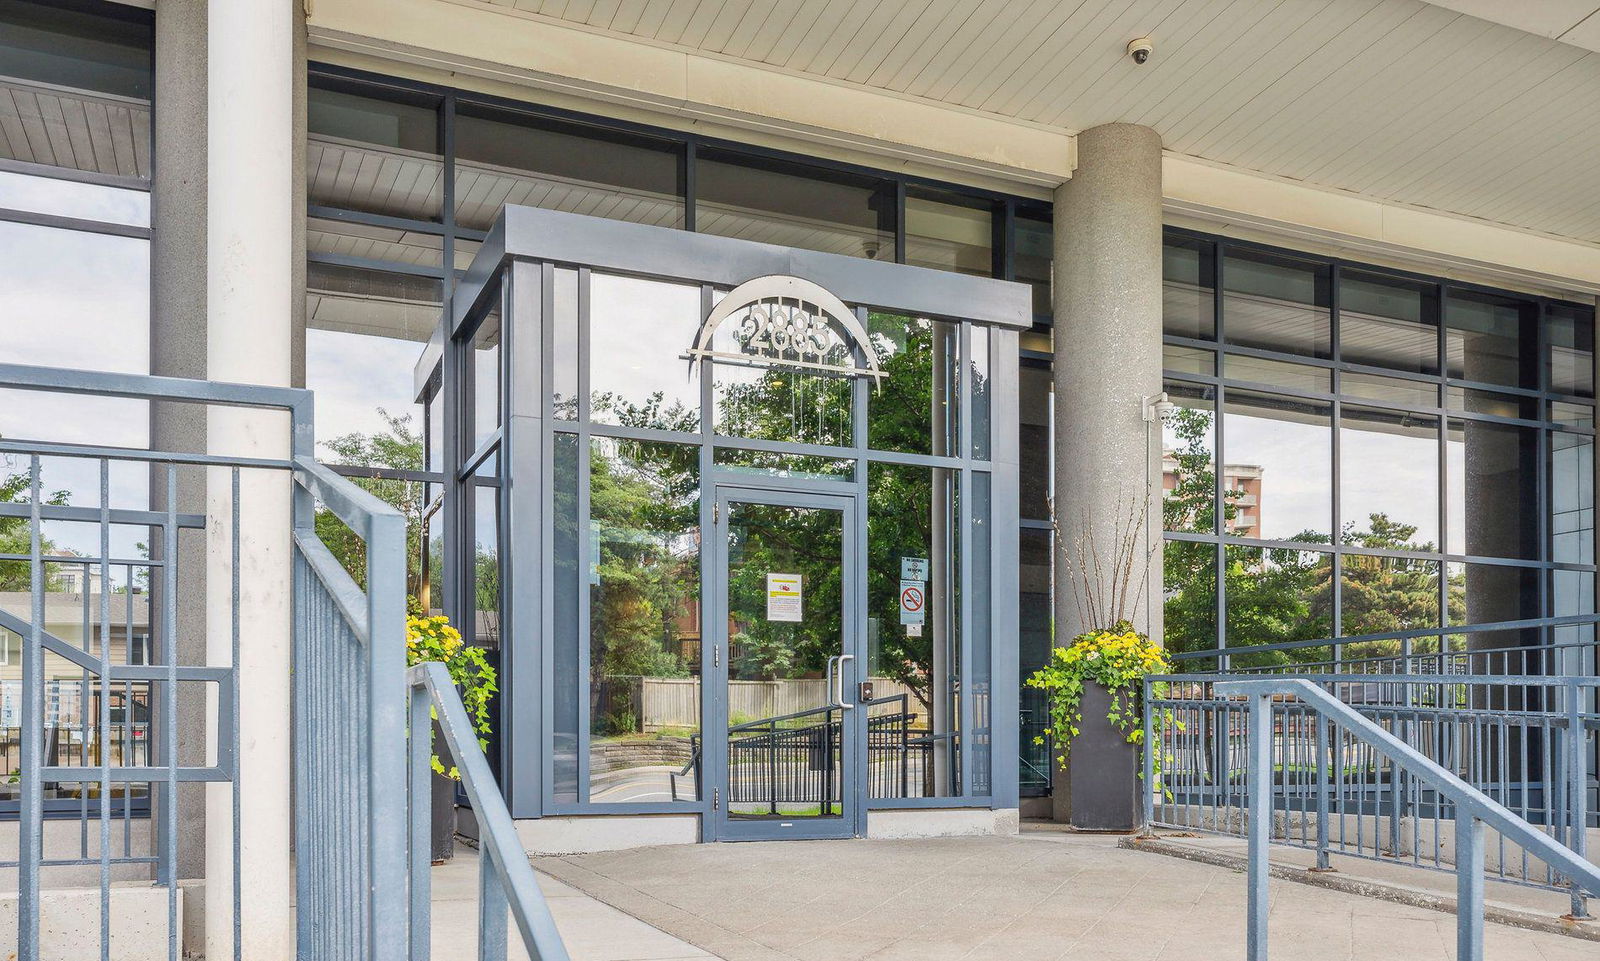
685, 275, 885, 384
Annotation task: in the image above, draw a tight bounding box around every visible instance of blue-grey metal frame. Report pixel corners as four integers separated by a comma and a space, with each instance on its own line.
436, 205, 1026, 831
1159, 226, 1598, 669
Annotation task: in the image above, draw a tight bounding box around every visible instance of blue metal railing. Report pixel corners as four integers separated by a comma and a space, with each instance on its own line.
1209, 678, 1600, 961
407, 663, 570, 961
1145, 671, 1597, 912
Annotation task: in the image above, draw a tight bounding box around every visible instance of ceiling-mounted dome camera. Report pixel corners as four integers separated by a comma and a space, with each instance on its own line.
1128, 37, 1154, 65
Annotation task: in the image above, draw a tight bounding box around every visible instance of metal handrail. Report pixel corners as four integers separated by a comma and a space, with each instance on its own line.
1213, 677, 1600, 961
407, 662, 570, 961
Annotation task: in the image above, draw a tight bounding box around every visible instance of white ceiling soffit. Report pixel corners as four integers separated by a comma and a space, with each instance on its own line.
1422, 1, 1600, 52
423, 0, 1600, 252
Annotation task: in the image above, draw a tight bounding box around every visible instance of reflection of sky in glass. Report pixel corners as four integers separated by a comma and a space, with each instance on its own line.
1339, 424, 1439, 547
1223, 409, 1330, 541
0, 210, 150, 565
0, 171, 149, 227
305, 328, 425, 451
590, 274, 699, 429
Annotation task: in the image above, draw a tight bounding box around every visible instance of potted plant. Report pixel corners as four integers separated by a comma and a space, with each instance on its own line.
1028, 499, 1176, 831
406, 613, 497, 863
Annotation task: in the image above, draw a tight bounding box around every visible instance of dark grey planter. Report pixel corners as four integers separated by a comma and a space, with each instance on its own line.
1066, 681, 1142, 832
431, 721, 456, 863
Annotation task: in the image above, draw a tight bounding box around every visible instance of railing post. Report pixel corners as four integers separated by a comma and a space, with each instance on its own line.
1141, 678, 1156, 835
409, 682, 433, 961
1565, 681, 1591, 921
479, 846, 508, 961
1456, 810, 1485, 961
1315, 714, 1331, 872
1247, 692, 1271, 961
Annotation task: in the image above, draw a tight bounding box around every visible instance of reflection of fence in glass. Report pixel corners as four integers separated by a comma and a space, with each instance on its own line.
0, 679, 152, 801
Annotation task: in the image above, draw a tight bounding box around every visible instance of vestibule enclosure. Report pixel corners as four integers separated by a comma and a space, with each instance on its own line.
423, 206, 1029, 840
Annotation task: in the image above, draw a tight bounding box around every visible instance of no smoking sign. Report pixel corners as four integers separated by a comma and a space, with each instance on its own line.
899, 580, 925, 626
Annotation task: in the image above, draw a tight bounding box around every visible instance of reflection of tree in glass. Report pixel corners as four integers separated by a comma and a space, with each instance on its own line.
316, 410, 427, 600
725, 503, 843, 683
1163, 407, 1461, 667
0, 465, 68, 591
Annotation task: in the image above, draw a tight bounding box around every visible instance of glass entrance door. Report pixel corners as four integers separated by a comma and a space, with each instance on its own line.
711, 486, 859, 840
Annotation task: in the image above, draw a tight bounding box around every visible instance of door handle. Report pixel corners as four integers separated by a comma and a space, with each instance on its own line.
824, 655, 838, 709
834, 654, 855, 710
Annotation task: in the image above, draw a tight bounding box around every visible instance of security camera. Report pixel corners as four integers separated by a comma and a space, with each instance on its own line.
1128, 37, 1154, 65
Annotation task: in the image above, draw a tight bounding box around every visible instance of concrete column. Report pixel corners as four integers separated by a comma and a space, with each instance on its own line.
150, 0, 207, 894
1050, 124, 1164, 827
205, 0, 296, 958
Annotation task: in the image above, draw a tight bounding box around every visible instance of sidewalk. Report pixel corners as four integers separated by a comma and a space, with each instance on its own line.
429, 843, 717, 961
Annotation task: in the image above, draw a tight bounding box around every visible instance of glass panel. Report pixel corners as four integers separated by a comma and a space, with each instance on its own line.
970, 326, 991, 460
1223, 354, 1329, 392
1338, 270, 1439, 373
866, 463, 960, 799
1018, 527, 1052, 796
1163, 540, 1217, 659
1223, 248, 1331, 358
1339, 557, 1441, 649
1163, 345, 1213, 376
454, 103, 683, 232
551, 267, 579, 419
1551, 569, 1595, 657
1340, 406, 1440, 550
867, 313, 958, 455
1014, 210, 1052, 318
905, 190, 992, 276
307, 216, 443, 271
696, 149, 894, 260
550, 433, 581, 803
470, 292, 502, 453
725, 499, 843, 817
1223, 390, 1333, 542
306, 260, 439, 448
589, 438, 701, 803
1551, 401, 1594, 428
0, 169, 147, 226
1547, 303, 1595, 397
1162, 382, 1216, 534
1342, 372, 1438, 408
1447, 419, 1538, 559
1019, 366, 1051, 521
425, 392, 443, 474
1447, 561, 1539, 649
1163, 237, 1215, 340
1445, 289, 1538, 389
589, 273, 700, 432
712, 448, 853, 480
969, 472, 992, 796
307, 77, 442, 221
710, 305, 853, 448
1223, 546, 1332, 667
1551, 431, 1594, 565
1447, 386, 1537, 420
0, 0, 152, 178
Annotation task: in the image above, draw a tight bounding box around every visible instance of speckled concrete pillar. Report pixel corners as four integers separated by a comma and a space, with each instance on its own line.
1050, 124, 1164, 827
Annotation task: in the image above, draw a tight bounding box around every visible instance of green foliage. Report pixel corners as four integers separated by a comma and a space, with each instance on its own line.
316, 410, 427, 599
407, 614, 497, 778
0, 467, 70, 592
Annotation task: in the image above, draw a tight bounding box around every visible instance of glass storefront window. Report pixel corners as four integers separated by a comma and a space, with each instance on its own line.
696, 149, 894, 260
1163, 237, 1215, 340
0, 0, 152, 178
1223, 248, 1331, 358
1019, 366, 1051, 521
1223, 546, 1332, 660
1162, 382, 1216, 535
589, 273, 700, 432
1340, 406, 1440, 550
905, 189, 992, 277
551, 267, 579, 419
307, 77, 442, 222
712, 314, 853, 448
1164, 540, 1217, 658
1223, 390, 1332, 542
1547, 303, 1595, 398
1338, 270, 1439, 374
1447, 418, 1538, 559
1551, 430, 1595, 566
1223, 354, 1329, 392
587, 436, 700, 803
867, 312, 958, 455
1448, 561, 1539, 649
470, 290, 502, 453
1163, 345, 1213, 376
1014, 210, 1052, 318
970, 326, 991, 459
1446, 289, 1538, 389
454, 103, 682, 232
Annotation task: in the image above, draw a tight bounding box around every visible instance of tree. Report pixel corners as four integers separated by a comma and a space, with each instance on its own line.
0, 464, 68, 592
315, 410, 427, 599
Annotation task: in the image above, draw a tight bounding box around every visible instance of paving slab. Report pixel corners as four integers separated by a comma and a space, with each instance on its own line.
430, 843, 718, 961
535, 830, 1598, 960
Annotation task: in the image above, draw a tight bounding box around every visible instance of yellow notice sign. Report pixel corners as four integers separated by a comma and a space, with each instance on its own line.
766, 572, 803, 622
